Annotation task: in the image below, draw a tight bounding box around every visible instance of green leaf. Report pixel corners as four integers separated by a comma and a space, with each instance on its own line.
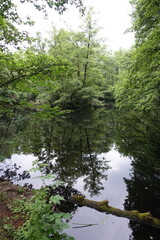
55, 218, 62, 225
63, 213, 71, 220
49, 195, 64, 204
60, 222, 70, 229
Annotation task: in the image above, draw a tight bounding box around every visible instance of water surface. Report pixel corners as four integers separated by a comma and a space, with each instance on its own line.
0, 108, 160, 239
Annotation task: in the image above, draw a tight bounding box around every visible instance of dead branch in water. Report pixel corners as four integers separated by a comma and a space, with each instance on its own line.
69, 195, 160, 228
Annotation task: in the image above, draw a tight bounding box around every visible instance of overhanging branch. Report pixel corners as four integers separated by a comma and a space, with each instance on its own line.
0, 63, 68, 88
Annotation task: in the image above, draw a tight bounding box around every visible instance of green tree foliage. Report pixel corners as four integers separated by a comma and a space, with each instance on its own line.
113, 0, 160, 111
0, 5, 116, 111
112, 48, 135, 108
0, 48, 72, 112
130, 0, 160, 45
48, 9, 116, 109
0, 0, 86, 112
0, 0, 84, 50
0, 0, 30, 49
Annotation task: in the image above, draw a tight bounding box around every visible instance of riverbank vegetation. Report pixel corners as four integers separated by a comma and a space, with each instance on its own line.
1, 0, 159, 115
0, 180, 76, 240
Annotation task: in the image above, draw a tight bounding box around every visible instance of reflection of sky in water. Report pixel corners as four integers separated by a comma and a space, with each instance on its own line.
66, 147, 132, 240
66, 210, 131, 240
74, 148, 131, 208
0, 154, 54, 188
0, 146, 132, 240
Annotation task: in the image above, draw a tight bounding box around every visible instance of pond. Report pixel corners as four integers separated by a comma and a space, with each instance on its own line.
0, 108, 160, 239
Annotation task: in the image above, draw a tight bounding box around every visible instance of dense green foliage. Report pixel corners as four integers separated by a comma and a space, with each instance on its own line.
0, 8, 116, 111
16, 186, 74, 240
113, 0, 160, 111
1, 0, 159, 113
48, 10, 115, 108
0, 0, 84, 49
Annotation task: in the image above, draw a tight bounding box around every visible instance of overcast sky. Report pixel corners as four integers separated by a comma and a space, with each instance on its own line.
17, 0, 135, 52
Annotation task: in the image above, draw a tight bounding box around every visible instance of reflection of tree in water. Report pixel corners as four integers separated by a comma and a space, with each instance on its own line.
0, 163, 31, 183
83, 154, 109, 196
115, 111, 160, 239
0, 108, 114, 196
36, 109, 113, 196
0, 165, 83, 215
47, 185, 84, 215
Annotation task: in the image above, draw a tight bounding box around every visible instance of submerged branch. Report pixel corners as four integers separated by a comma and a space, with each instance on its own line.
69, 195, 160, 229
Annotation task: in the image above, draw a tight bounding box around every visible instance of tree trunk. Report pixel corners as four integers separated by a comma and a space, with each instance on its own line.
69, 195, 160, 228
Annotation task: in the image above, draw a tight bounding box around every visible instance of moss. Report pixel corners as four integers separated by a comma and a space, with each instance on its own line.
99, 200, 109, 206
153, 218, 160, 226
140, 212, 152, 220
69, 195, 160, 228
130, 210, 139, 218
0, 192, 7, 202
70, 195, 85, 204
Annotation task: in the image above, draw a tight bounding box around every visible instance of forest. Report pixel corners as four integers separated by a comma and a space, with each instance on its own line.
1, 0, 159, 114
0, 0, 160, 239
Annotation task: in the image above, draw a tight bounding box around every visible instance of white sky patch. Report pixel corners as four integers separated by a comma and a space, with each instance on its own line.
83, 0, 135, 51
14, 0, 135, 51
101, 149, 131, 171
0, 154, 57, 188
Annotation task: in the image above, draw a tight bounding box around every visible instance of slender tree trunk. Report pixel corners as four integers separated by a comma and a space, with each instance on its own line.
82, 33, 91, 87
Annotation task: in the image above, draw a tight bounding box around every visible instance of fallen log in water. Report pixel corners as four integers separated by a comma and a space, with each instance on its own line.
69, 195, 160, 228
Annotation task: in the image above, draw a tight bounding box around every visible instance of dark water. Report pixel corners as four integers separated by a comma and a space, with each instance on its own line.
0, 108, 160, 240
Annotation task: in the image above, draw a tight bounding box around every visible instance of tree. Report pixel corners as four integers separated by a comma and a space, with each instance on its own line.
0, 48, 74, 112
0, 0, 84, 50
0, 0, 85, 111
0, 3, 83, 111
0, 6, 116, 111
113, 0, 160, 111
48, 9, 115, 109
112, 48, 135, 108
130, 0, 160, 46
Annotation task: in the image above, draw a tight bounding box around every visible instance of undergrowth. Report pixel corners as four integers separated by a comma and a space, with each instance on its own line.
14, 166, 75, 240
